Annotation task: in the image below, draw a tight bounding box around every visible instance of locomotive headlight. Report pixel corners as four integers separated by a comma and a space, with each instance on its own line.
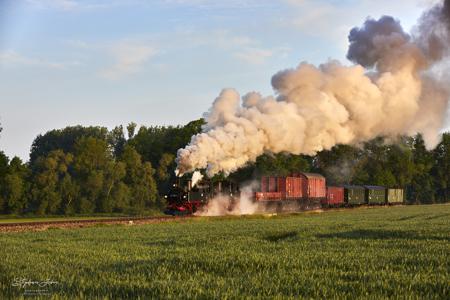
164, 195, 167, 199
201, 193, 204, 197
183, 195, 186, 199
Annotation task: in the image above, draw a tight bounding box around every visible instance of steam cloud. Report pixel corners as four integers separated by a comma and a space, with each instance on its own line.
191, 171, 204, 187
177, 1, 450, 177
195, 181, 259, 216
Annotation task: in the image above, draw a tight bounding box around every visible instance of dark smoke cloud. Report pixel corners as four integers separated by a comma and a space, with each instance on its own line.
347, 16, 410, 68
415, 0, 450, 62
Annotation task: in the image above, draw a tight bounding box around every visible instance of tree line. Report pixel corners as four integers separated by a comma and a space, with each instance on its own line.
0, 120, 203, 215
0, 121, 448, 215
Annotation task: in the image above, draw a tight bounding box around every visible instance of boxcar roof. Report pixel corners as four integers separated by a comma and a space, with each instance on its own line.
363, 185, 385, 190
300, 172, 325, 179
343, 185, 365, 189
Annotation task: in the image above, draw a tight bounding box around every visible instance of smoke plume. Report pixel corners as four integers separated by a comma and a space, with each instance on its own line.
176, 1, 450, 177
194, 181, 259, 216
191, 171, 203, 187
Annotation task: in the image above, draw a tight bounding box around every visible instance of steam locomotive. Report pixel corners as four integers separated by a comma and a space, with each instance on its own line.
164, 179, 239, 215
164, 172, 404, 215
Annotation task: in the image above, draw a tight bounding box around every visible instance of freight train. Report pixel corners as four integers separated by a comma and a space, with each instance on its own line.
164, 172, 404, 215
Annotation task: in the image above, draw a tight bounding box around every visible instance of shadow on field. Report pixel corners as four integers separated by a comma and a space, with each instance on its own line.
396, 213, 450, 221
264, 231, 298, 242
424, 213, 450, 220
317, 229, 449, 241
396, 215, 426, 221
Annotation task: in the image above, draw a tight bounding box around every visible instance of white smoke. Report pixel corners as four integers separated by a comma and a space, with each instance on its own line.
234, 181, 259, 215
176, 1, 450, 177
195, 181, 259, 216
191, 171, 203, 187
195, 194, 231, 217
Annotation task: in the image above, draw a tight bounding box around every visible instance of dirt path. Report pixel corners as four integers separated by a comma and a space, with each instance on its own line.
0, 216, 192, 233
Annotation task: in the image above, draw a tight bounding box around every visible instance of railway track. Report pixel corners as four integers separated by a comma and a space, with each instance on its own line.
0, 215, 192, 232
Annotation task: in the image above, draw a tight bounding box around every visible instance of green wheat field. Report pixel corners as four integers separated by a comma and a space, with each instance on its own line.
1, 204, 449, 299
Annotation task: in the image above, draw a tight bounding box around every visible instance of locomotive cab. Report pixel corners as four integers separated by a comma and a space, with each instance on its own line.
164, 178, 240, 215
164, 179, 211, 215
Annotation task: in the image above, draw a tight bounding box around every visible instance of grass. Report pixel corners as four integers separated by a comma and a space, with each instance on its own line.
0, 204, 449, 299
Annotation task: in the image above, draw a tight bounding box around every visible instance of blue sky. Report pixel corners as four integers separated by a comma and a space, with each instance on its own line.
0, 0, 446, 160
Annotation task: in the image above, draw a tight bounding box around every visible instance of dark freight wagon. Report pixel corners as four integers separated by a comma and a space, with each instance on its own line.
323, 186, 344, 206
386, 188, 404, 204
365, 186, 386, 204
344, 186, 365, 205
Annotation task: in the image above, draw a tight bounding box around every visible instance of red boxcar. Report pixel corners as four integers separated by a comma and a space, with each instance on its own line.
324, 186, 344, 206
298, 173, 326, 199
261, 176, 268, 192
285, 177, 303, 199
277, 177, 286, 196
258, 173, 325, 201
255, 192, 283, 201
268, 177, 277, 192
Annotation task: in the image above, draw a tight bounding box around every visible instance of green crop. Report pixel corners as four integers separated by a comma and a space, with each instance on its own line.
1, 204, 449, 299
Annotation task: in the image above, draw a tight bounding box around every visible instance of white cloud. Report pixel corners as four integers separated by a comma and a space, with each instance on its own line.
99, 43, 157, 80
168, 29, 255, 51
234, 45, 292, 65
178, 29, 278, 64
26, 0, 79, 11
25, 0, 138, 11
65, 39, 91, 49
66, 38, 158, 79
283, 0, 307, 6
0, 50, 80, 69
65, 29, 277, 78
191, 30, 290, 65
161, 0, 274, 9
211, 30, 255, 49
234, 47, 273, 65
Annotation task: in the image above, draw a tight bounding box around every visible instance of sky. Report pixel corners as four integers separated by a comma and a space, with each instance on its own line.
0, 0, 448, 161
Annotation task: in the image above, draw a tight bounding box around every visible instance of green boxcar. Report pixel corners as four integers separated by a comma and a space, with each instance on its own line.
364, 186, 386, 205
344, 186, 365, 205
386, 188, 404, 204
